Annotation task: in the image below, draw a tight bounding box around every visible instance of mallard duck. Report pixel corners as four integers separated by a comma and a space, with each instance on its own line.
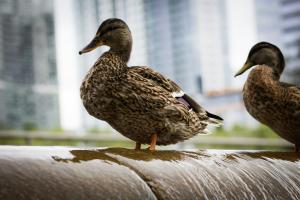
235, 42, 300, 152
79, 18, 223, 150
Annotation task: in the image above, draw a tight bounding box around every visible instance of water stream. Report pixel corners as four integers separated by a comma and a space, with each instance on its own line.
0, 146, 299, 200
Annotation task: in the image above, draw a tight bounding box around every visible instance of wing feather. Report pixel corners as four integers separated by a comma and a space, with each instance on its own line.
129, 66, 181, 93
279, 81, 300, 119
128, 66, 223, 122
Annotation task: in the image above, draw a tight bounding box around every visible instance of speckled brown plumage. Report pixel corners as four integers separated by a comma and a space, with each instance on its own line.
235, 42, 300, 151
79, 18, 222, 148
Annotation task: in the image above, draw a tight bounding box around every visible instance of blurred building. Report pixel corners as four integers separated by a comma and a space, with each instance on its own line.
255, 0, 283, 47
0, 0, 59, 129
281, 0, 300, 84
144, 0, 229, 95
143, 0, 174, 79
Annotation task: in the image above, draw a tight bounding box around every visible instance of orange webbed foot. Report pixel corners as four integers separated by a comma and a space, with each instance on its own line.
148, 133, 157, 151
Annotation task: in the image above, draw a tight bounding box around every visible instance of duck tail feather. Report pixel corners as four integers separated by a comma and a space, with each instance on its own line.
207, 118, 223, 127
206, 111, 223, 121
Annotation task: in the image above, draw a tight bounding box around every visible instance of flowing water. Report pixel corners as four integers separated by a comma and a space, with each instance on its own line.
0, 146, 299, 200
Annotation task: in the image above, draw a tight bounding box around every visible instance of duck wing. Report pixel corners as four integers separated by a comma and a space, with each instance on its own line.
279, 82, 300, 90
129, 66, 223, 122
279, 81, 300, 118
129, 66, 181, 93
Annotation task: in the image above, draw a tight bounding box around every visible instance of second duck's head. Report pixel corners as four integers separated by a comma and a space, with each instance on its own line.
234, 42, 285, 77
79, 18, 132, 60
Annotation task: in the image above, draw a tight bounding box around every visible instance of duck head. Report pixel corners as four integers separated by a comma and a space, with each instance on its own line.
234, 42, 285, 77
79, 18, 132, 62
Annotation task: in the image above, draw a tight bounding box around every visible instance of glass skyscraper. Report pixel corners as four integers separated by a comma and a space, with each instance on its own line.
281, 0, 300, 84
0, 0, 59, 129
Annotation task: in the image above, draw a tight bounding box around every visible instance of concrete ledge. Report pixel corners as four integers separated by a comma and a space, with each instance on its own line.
0, 146, 299, 199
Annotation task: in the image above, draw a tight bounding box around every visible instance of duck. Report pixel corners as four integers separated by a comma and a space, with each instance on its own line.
79, 18, 223, 150
235, 42, 300, 152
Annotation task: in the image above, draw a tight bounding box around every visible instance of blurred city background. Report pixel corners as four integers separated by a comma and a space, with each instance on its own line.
0, 0, 299, 150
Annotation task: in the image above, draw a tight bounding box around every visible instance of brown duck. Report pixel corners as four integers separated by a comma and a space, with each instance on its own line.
235, 42, 300, 152
79, 18, 223, 150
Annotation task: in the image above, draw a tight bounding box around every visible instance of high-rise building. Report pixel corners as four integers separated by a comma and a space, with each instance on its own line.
281, 0, 300, 84
143, 0, 175, 80
144, 0, 229, 95
189, 0, 229, 94
0, 0, 60, 129
255, 0, 283, 47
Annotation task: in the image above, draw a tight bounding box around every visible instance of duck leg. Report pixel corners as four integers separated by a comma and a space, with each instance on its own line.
295, 144, 299, 152
148, 133, 157, 151
135, 142, 141, 150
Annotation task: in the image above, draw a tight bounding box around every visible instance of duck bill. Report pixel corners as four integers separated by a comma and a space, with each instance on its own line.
234, 62, 254, 77
79, 37, 104, 55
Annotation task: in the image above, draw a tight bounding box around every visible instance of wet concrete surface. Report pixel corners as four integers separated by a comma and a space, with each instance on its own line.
0, 146, 299, 200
